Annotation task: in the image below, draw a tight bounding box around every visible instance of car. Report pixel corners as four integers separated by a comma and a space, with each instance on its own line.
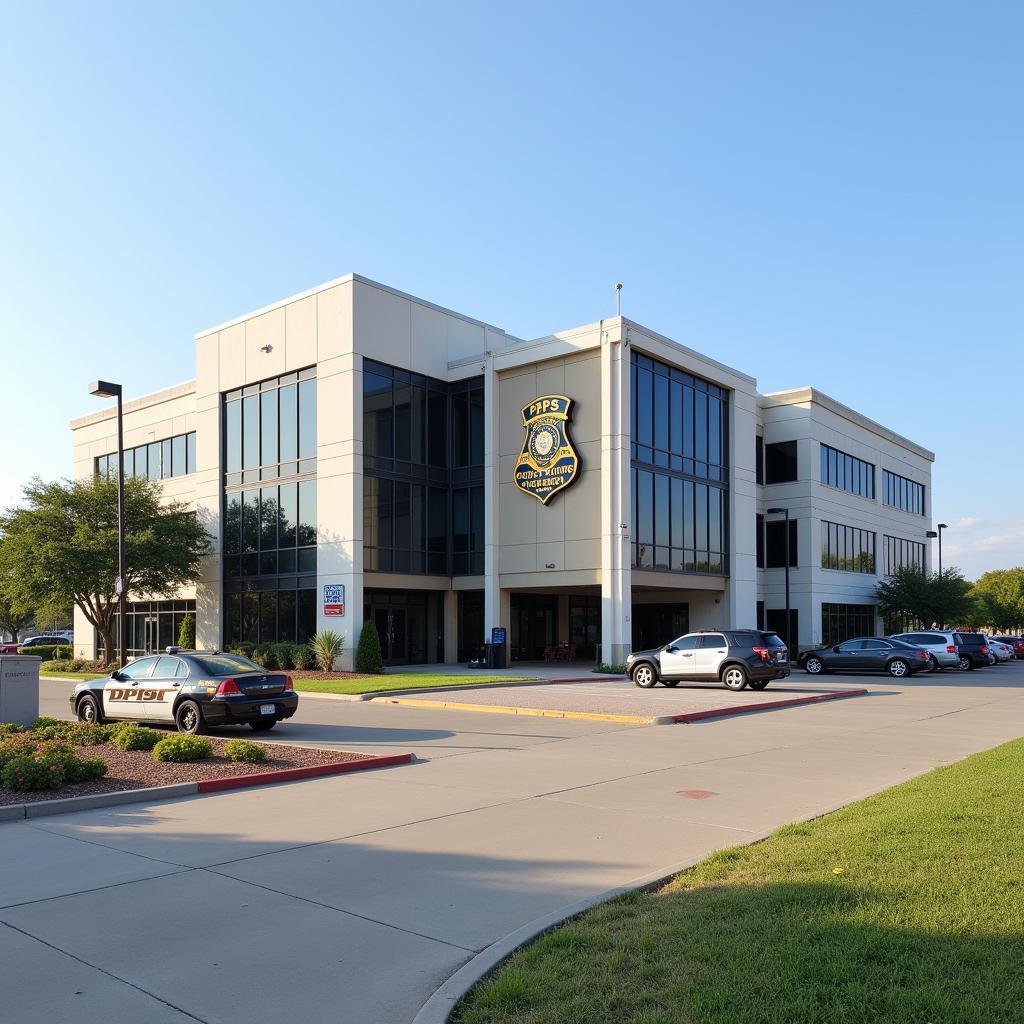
888, 631, 961, 672
986, 637, 1014, 663
69, 647, 298, 734
799, 637, 929, 678
626, 628, 790, 691
20, 634, 72, 647
991, 636, 1024, 659
0, 641, 19, 655
950, 632, 990, 670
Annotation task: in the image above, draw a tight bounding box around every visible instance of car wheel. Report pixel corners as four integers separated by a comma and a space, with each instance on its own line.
748, 680, 769, 691
927, 655, 939, 673
804, 657, 824, 675
722, 665, 748, 691
249, 719, 276, 732
175, 699, 206, 735
888, 658, 909, 678
661, 680, 680, 687
958, 654, 973, 671
77, 694, 101, 724
632, 663, 658, 688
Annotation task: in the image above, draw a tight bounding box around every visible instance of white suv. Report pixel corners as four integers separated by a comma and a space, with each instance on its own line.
888, 631, 960, 672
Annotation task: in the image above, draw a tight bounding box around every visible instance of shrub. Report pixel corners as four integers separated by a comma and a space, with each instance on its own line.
32, 721, 112, 746
227, 641, 256, 657
0, 722, 26, 740
0, 739, 107, 790
18, 645, 61, 662
109, 724, 162, 751
0, 734, 37, 769
3, 755, 65, 790
55, 644, 74, 659
44, 658, 105, 674
271, 643, 297, 670
355, 621, 383, 674
31, 717, 62, 730
178, 612, 196, 650
308, 629, 344, 673
252, 644, 279, 670
593, 663, 628, 674
152, 735, 212, 762
293, 644, 315, 670
66, 756, 108, 783
223, 739, 267, 764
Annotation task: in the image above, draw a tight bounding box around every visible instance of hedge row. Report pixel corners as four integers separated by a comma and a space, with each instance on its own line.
225, 641, 315, 671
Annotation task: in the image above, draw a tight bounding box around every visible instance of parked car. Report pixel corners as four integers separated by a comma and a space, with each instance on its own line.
888, 630, 960, 672
0, 641, 19, 654
986, 637, 1014, 663
20, 634, 72, 648
69, 647, 298, 734
952, 632, 991, 671
799, 637, 929, 678
626, 629, 790, 691
991, 636, 1024, 659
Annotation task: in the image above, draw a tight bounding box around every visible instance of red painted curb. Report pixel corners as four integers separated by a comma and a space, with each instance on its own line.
551, 676, 626, 683
195, 752, 414, 793
672, 688, 869, 724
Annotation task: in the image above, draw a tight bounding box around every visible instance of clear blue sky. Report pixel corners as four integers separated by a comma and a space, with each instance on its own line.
1, 2, 1020, 579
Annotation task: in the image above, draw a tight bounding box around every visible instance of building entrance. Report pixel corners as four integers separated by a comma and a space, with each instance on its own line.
632, 602, 689, 652
510, 594, 557, 661
364, 590, 444, 665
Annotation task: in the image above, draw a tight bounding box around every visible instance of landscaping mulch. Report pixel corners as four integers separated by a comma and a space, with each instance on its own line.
0, 736, 373, 806
290, 670, 376, 680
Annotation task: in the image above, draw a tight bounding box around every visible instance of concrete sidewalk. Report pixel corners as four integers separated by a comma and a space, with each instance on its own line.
7, 666, 1024, 1023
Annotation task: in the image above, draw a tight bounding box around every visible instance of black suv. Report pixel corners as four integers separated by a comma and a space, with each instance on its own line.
953, 632, 991, 670
626, 629, 790, 691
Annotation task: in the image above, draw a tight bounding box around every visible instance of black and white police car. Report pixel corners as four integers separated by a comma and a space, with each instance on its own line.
69, 648, 299, 734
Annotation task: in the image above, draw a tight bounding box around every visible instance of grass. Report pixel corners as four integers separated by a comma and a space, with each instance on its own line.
40, 669, 106, 681
455, 738, 1024, 1024
292, 673, 540, 695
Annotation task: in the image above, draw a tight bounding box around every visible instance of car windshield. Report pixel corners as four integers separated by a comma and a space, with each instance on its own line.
189, 655, 262, 676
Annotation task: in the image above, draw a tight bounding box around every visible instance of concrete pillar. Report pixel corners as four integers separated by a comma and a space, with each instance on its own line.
726, 387, 759, 630
483, 352, 503, 641
600, 320, 632, 665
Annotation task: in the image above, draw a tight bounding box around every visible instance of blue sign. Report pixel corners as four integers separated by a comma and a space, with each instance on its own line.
490, 627, 507, 645
323, 584, 345, 616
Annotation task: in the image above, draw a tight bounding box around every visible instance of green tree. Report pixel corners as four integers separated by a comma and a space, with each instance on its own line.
355, 619, 383, 673
874, 565, 974, 630
178, 612, 196, 649
968, 568, 1024, 631
0, 585, 34, 642
0, 476, 211, 666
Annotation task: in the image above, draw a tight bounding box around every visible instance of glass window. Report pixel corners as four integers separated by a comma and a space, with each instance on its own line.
152, 656, 182, 678
298, 479, 317, 547
171, 434, 186, 477
820, 444, 874, 498
260, 487, 278, 551
161, 439, 172, 479
226, 401, 241, 472
672, 635, 700, 651
279, 384, 298, 462
428, 391, 447, 467
241, 490, 259, 552
882, 470, 924, 515
186, 431, 196, 474
261, 390, 278, 466
765, 441, 798, 483
765, 519, 798, 568
298, 378, 316, 458
698, 633, 726, 648
148, 442, 161, 481
119, 657, 157, 680
242, 394, 259, 470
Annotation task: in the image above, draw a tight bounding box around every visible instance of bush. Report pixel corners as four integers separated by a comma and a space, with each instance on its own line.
31, 717, 62, 730
178, 612, 196, 650
271, 643, 297, 670
355, 621, 383, 674
152, 735, 212, 762
0, 739, 106, 790
18, 645, 61, 662
66, 756, 108, 783
308, 629, 344, 673
252, 644, 279, 670
593, 663, 628, 674
293, 645, 315, 670
223, 739, 267, 764
0, 722, 26, 740
32, 721, 112, 746
227, 641, 256, 657
3, 755, 65, 790
55, 644, 74, 659
0, 734, 37, 769
109, 724, 162, 751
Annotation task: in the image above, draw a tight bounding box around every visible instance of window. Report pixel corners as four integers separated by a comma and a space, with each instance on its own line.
819, 444, 875, 499
755, 436, 764, 485
756, 513, 765, 568
672, 635, 700, 651
765, 518, 798, 568
224, 368, 316, 488
96, 432, 197, 482
882, 470, 925, 515
98, 600, 197, 661
764, 441, 797, 484
821, 520, 876, 574
119, 658, 157, 680
568, 595, 601, 661
222, 587, 317, 647
821, 603, 877, 646
698, 633, 726, 648
883, 535, 926, 575
222, 480, 316, 582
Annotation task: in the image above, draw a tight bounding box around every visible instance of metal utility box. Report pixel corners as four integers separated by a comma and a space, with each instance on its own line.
0, 655, 41, 726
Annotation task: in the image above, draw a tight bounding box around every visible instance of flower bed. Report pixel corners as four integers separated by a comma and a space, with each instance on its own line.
0, 723, 375, 806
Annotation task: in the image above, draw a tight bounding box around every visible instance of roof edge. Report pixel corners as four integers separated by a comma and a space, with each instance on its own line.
70, 379, 197, 431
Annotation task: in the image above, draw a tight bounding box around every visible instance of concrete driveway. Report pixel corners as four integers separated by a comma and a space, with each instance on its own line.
6, 665, 1024, 1023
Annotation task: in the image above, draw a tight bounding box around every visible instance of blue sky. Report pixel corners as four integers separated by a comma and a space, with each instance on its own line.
1, 1, 1020, 579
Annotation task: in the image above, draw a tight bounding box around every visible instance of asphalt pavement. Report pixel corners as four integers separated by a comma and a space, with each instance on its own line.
6, 665, 1024, 1023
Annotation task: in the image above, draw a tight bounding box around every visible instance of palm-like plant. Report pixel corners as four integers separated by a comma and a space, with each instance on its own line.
309, 630, 345, 673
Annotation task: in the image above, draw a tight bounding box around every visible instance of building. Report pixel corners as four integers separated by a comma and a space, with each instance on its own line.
70, 274, 935, 667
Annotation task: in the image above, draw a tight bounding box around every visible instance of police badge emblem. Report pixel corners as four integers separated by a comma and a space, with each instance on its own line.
513, 394, 581, 504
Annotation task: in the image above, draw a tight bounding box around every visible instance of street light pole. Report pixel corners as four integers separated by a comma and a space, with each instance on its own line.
90, 380, 127, 668
767, 507, 791, 652
937, 522, 948, 576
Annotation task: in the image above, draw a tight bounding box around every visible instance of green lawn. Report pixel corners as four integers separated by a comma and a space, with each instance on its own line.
40, 669, 106, 682
455, 739, 1024, 1024
293, 674, 540, 696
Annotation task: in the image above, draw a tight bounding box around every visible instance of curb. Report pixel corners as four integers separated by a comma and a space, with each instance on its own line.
297, 676, 603, 702
0, 751, 414, 822
670, 687, 869, 723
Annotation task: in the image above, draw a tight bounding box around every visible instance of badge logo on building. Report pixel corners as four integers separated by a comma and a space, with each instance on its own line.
513, 394, 581, 505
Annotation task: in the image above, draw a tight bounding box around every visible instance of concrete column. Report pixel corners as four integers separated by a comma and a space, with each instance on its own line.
726, 387, 759, 630
600, 320, 632, 665
483, 352, 503, 641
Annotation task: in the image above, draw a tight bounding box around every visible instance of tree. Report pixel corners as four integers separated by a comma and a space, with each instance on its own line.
874, 565, 974, 631
0, 586, 33, 642
0, 476, 211, 666
968, 569, 1024, 631
355, 619, 383, 673
178, 612, 196, 650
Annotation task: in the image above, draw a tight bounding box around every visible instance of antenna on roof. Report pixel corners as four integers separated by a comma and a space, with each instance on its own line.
615, 282, 623, 317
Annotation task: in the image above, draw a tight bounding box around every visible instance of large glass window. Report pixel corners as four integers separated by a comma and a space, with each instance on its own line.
882, 470, 925, 515
96, 432, 197, 482
821, 603, 877, 646
98, 599, 196, 660
765, 518, 798, 568
820, 444, 875, 499
821, 520, 876, 573
883, 535, 926, 575
222, 587, 317, 647
630, 351, 729, 575
764, 441, 798, 484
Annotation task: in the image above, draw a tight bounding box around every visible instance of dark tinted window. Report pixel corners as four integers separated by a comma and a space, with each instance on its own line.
153, 656, 183, 678
836, 640, 861, 652
189, 655, 260, 676
672, 635, 700, 651
119, 658, 157, 680
861, 640, 891, 650
757, 632, 787, 649
766, 519, 798, 568
820, 444, 875, 498
765, 441, 797, 484
699, 633, 726, 648
882, 470, 925, 515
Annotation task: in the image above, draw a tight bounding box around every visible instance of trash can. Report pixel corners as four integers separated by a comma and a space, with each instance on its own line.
485, 642, 507, 670
0, 654, 40, 726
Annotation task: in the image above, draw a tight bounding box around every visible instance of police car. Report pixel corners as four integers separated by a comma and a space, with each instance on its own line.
69, 648, 299, 734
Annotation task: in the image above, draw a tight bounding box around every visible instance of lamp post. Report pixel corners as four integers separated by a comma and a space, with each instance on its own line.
937, 522, 948, 576
766, 507, 792, 652
90, 380, 127, 668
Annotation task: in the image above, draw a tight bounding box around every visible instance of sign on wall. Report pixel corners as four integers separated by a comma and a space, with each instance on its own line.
513, 394, 581, 505
323, 584, 345, 616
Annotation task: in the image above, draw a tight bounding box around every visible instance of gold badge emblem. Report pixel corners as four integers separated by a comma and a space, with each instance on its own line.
513, 395, 581, 504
